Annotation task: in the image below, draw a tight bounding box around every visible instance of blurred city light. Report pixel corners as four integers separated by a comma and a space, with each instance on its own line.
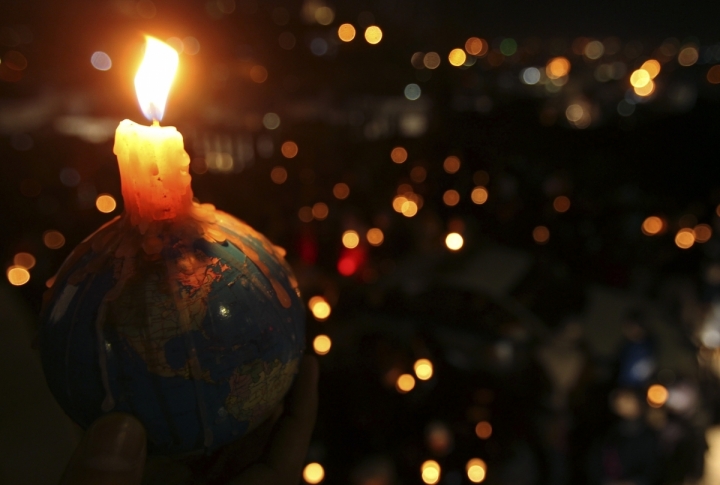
443, 156, 461, 174
338, 23, 356, 42
7, 266, 30, 286
448, 48, 467, 66
303, 462, 325, 484
675, 228, 695, 249
396, 373, 416, 393
553, 196, 571, 213
342, 230, 360, 248
414, 359, 434, 380
43, 230, 65, 249
446, 233, 464, 250
13, 252, 36, 269
364, 26, 382, 44
647, 384, 669, 408
391, 147, 408, 164
313, 335, 332, 355
466, 458, 487, 483
366, 228, 384, 246
533, 226, 550, 244
641, 216, 664, 236
475, 421, 492, 439
421, 460, 441, 484
471, 187, 489, 205
95, 194, 117, 213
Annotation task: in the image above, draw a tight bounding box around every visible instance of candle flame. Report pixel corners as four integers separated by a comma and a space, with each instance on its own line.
135, 36, 179, 122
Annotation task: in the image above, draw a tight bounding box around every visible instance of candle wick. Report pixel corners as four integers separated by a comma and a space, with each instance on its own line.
152, 119, 160, 127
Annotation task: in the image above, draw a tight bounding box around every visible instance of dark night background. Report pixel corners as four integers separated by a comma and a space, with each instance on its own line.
3, 1, 720, 484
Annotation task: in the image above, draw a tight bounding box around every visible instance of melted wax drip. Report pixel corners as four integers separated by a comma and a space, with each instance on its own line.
44, 203, 297, 424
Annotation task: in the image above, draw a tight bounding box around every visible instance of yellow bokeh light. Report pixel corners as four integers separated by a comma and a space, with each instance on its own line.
443, 155, 461, 174
475, 421, 492, 439
553, 196, 571, 213
678, 46, 699, 67
312, 202, 329, 221
641, 59, 661, 79
7, 266, 30, 286
96, 194, 117, 213
393, 195, 408, 213
414, 358, 433, 380
546, 57, 570, 79
423, 52, 441, 69
342, 230, 360, 248
281, 141, 299, 158
270, 166, 288, 184
533, 226, 550, 244
391, 146, 408, 164
364, 26, 382, 45
695, 224, 712, 243
634, 79, 655, 96
333, 182, 350, 199
396, 373, 416, 393
338, 23, 356, 42
43, 230, 65, 249
466, 458, 487, 483
421, 460, 441, 485
647, 384, 669, 408
445, 232, 464, 251
465, 37, 488, 57
630, 69, 651, 88
401, 200, 419, 217
367, 228, 384, 246
303, 462, 325, 484
443, 190, 460, 207
471, 187, 489, 205
641, 216, 664, 236
135, 36, 179, 121
313, 335, 332, 355
448, 48, 467, 67
675, 228, 695, 249
13, 252, 36, 270
309, 296, 331, 321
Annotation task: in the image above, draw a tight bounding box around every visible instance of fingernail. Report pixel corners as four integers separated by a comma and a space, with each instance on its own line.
83, 414, 146, 472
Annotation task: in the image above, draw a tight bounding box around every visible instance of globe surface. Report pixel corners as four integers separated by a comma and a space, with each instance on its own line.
39, 210, 305, 455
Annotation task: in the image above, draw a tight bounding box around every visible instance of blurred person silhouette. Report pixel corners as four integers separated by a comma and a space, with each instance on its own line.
60, 355, 318, 485
586, 388, 660, 485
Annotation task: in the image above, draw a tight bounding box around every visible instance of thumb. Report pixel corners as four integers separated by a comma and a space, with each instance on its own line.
61, 413, 147, 485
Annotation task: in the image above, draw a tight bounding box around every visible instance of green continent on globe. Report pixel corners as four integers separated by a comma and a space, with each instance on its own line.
225, 358, 300, 427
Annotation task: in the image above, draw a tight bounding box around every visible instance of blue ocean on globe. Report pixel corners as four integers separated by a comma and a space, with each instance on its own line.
39, 212, 305, 455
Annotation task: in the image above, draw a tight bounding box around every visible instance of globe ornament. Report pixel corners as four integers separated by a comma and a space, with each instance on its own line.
39, 41, 305, 454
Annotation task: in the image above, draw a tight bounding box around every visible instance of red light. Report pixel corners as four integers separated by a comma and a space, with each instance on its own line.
338, 257, 357, 276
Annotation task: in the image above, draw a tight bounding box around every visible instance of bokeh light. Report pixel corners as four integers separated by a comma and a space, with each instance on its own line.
90, 51, 112, 71
7, 266, 30, 286
634, 80, 655, 96
270, 166, 288, 184
584, 40, 604, 59
410, 166, 427, 183
533, 226, 550, 244
471, 187, 489, 205
553, 196, 571, 213
315, 6, 334, 25
43, 230, 65, 249
333, 183, 350, 200
647, 384, 669, 408
338, 23, 356, 42
391, 147, 408, 164
396, 374, 416, 393
298, 206, 314, 222
421, 460, 441, 485
694, 224, 712, 243
443, 156, 461, 174
95, 194, 117, 213
448, 48, 467, 67
423, 52, 441, 69
309, 296, 331, 321
263, 113, 281, 130
708, 65, 720, 84
675, 228, 695, 249
250, 65, 268, 83
443, 190, 460, 207
367, 228, 384, 246
499, 38, 517, 56
13, 252, 36, 269
364, 26, 382, 45
678, 46, 699, 66
641, 216, 664, 236
445, 232, 464, 251
466, 458, 487, 483
641, 59, 661, 79
465, 37, 488, 56
313, 335, 332, 355
630, 69, 651, 88
546, 57, 571, 79
312, 202, 329, 221
401, 200, 419, 217
303, 462, 325, 484
414, 359, 433, 380
342, 230, 360, 248
404, 83, 421, 101
475, 421, 492, 439
281, 141, 299, 158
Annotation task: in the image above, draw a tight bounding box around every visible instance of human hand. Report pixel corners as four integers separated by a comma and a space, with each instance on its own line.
61, 355, 319, 485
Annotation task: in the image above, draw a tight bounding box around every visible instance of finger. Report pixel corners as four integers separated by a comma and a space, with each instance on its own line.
232, 354, 319, 485
61, 413, 147, 485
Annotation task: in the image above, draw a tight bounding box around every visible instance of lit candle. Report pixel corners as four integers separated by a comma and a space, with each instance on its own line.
113, 37, 193, 234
